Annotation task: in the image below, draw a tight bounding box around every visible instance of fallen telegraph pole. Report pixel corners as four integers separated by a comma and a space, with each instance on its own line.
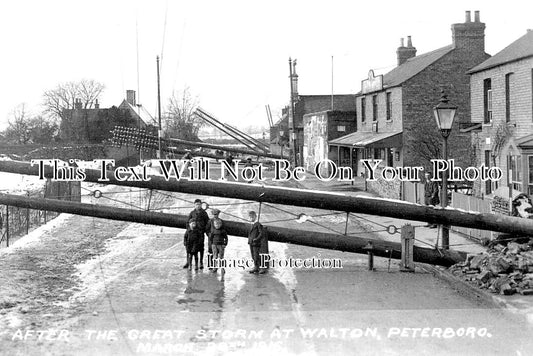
0, 193, 465, 267
2, 160, 533, 236
165, 136, 284, 160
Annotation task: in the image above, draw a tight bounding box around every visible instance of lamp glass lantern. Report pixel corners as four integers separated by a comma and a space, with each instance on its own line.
433, 92, 457, 138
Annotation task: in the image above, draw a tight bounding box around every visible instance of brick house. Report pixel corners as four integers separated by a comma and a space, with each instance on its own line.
468, 30, 533, 197
60, 98, 102, 142
329, 11, 490, 198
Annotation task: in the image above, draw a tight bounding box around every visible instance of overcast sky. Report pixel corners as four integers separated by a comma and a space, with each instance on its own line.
0, 0, 531, 131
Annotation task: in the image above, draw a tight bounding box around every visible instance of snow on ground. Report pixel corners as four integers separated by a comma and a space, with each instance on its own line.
0, 171, 45, 195
0, 214, 74, 253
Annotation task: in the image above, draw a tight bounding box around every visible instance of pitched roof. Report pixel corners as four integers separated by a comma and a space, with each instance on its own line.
382, 45, 454, 88
118, 100, 155, 126
469, 30, 533, 73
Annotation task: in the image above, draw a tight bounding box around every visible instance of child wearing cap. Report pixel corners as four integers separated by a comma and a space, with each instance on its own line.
210, 218, 228, 273
206, 208, 221, 270
183, 219, 202, 271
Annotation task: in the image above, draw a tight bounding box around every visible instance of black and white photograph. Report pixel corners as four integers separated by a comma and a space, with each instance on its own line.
1, 1, 533, 355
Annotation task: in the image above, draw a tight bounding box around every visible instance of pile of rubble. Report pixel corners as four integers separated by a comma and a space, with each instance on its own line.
450, 240, 533, 296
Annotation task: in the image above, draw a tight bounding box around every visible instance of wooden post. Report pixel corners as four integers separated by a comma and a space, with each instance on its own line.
6, 205, 9, 247
26, 191, 30, 235
363, 241, 375, 271
400, 224, 415, 272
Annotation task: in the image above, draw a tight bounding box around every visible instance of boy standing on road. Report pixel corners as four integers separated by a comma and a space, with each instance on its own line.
210, 218, 228, 273
183, 220, 202, 271
206, 208, 222, 270
247, 211, 266, 274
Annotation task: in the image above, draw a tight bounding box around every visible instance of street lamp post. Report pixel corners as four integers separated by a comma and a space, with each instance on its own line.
433, 91, 457, 250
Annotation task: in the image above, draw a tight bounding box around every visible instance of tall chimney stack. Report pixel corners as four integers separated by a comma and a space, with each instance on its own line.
291, 59, 299, 98
396, 36, 417, 66
451, 11, 485, 52
126, 90, 136, 106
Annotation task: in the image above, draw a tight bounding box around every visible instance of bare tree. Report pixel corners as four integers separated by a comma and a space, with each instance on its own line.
5, 104, 31, 144
164, 87, 203, 141
491, 122, 513, 166
78, 79, 105, 108
416, 132, 442, 168
42, 79, 105, 141
43, 79, 104, 117
28, 116, 59, 144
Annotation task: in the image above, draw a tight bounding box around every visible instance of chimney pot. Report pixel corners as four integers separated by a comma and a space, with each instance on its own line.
400, 37, 404, 47
465, 11, 471, 23
474, 11, 480, 22
126, 90, 136, 106
396, 37, 417, 66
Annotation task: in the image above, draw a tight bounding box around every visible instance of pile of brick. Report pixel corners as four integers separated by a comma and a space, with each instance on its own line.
450, 240, 533, 296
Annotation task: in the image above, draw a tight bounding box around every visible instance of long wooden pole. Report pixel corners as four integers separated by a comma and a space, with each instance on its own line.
0, 193, 465, 266
194, 110, 262, 152
196, 107, 270, 152
166, 137, 283, 159
2, 160, 533, 236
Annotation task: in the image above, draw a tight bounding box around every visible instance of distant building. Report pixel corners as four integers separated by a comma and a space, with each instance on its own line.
60, 90, 155, 143
60, 98, 101, 142
303, 110, 356, 174
270, 60, 356, 161
468, 30, 533, 197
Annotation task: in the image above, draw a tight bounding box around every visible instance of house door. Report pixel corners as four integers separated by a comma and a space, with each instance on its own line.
485, 151, 492, 194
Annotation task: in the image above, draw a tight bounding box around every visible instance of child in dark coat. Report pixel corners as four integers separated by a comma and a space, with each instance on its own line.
210, 218, 228, 272
184, 220, 202, 271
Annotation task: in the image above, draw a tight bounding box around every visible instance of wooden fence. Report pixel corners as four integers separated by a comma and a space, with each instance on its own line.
402, 181, 424, 205
402, 181, 493, 242
0, 180, 80, 248
450, 192, 493, 242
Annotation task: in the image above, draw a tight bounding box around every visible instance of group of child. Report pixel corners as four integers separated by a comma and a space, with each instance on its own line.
183, 199, 229, 272
183, 198, 267, 274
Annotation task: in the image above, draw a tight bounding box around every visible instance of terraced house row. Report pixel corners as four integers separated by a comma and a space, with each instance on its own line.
271, 11, 533, 200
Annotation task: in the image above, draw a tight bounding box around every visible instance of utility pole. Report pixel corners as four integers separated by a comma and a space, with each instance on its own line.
156, 56, 162, 159
331, 55, 334, 110
288, 58, 298, 166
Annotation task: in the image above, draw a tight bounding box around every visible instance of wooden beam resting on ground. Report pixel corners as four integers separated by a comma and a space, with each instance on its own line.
0, 193, 465, 267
